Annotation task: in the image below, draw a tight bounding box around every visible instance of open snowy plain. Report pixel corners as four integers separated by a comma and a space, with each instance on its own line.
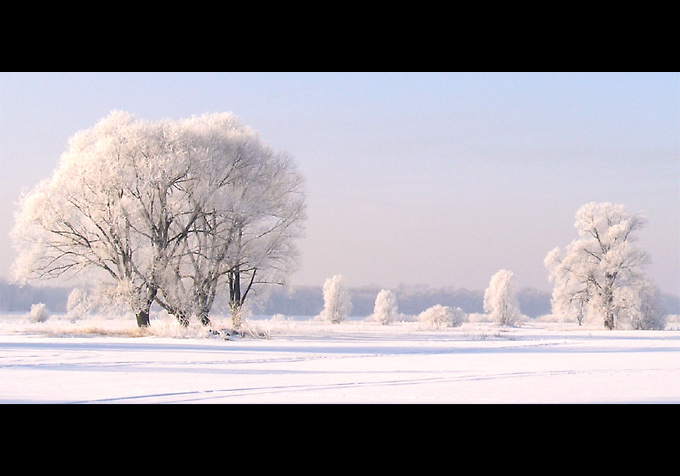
1, 313, 679, 404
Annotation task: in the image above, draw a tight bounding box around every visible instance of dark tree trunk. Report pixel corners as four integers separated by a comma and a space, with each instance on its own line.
603, 274, 616, 330
604, 310, 615, 330
229, 267, 242, 330
136, 310, 150, 327
198, 312, 211, 327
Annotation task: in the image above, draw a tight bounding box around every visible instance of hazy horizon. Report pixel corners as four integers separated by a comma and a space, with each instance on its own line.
1, 72, 678, 295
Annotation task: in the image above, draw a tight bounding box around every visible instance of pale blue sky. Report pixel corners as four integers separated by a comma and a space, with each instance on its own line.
1, 72, 678, 294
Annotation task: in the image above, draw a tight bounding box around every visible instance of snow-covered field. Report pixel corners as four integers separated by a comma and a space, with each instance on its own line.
1, 313, 679, 404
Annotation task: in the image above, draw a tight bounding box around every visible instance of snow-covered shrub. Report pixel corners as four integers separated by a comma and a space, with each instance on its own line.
239, 322, 271, 339
467, 312, 491, 323
27, 303, 50, 322
535, 313, 576, 323
369, 289, 398, 325
316, 275, 352, 324
665, 315, 680, 330
418, 305, 465, 329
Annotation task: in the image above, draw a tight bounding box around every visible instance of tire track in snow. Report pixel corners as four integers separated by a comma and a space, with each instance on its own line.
73, 366, 661, 403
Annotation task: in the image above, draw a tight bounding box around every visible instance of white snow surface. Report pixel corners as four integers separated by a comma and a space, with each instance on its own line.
1, 313, 679, 404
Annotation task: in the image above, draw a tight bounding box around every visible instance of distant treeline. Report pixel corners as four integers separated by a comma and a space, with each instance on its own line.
0, 280, 70, 313
257, 285, 552, 318
4, 279, 677, 318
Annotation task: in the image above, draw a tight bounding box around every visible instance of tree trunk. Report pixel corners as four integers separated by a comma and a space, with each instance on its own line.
229, 267, 243, 331
604, 309, 615, 330
603, 274, 616, 330
228, 264, 256, 332
198, 312, 211, 327
176, 312, 190, 327
230, 302, 243, 331
136, 310, 150, 328
135, 285, 160, 328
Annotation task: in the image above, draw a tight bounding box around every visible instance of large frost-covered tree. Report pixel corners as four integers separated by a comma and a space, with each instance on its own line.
12, 111, 306, 328
316, 275, 352, 324
152, 113, 306, 329
544, 202, 655, 330
483, 269, 522, 326
12, 111, 178, 327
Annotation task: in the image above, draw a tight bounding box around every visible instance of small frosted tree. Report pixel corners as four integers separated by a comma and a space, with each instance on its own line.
66, 287, 91, 320
370, 289, 398, 325
618, 281, 666, 330
545, 202, 654, 330
316, 275, 352, 324
483, 269, 522, 326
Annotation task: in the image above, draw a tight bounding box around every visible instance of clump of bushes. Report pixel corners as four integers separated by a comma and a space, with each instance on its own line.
27, 303, 50, 322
